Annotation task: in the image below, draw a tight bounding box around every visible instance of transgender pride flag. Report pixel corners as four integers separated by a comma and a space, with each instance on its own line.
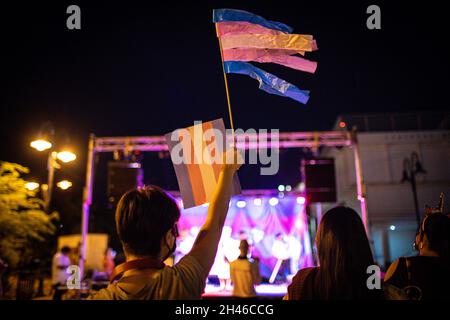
213, 9, 318, 104
165, 118, 241, 209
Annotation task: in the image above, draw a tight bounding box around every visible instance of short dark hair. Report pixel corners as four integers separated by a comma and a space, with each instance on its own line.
239, 240, 249, 253
115, 185, 180, 257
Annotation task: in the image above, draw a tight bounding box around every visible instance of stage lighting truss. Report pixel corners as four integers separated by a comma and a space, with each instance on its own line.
78, 129, 369, 277
92, 131, 352, 153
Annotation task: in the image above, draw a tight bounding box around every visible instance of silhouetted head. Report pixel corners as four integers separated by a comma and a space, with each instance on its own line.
239, 240, 249, 257
416, 212, 450, 260
115, 185, 180, 260
315, 206, 378, 299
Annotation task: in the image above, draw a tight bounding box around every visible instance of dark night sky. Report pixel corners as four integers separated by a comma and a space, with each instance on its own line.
0, 1, 449, 216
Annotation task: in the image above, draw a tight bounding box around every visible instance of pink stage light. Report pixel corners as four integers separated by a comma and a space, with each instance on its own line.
295, 219, 304, 229
253, 198, 262, 206
296, 196, 306, 205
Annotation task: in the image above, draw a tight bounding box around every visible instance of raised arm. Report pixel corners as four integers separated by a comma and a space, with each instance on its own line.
188, 149, 242, 277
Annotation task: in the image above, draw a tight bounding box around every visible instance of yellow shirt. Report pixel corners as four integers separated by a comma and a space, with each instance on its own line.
89, 255, 205, 300
230, 258, 261, 298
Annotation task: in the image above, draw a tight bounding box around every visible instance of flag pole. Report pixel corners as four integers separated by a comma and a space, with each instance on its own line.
215, 23, 235, 145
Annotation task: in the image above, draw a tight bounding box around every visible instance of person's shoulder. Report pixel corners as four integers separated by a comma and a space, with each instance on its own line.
230, 258, 250, 268
384, 257, 413, 283
409, 255, 450, 270
88, 285, 116, 300
159, 255, 206, 299
287, 267, 318, 300
171, 254, 206, 278
229, 259, 239, 266
297, 267, 317, 276
384, 258, 401, 282
291, 267, 317, 284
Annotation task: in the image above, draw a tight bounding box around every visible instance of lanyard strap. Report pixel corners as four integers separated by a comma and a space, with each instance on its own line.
110, 257, 165, 283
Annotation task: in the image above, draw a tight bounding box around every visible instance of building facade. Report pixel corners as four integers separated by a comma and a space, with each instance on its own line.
322, 112, 450, 268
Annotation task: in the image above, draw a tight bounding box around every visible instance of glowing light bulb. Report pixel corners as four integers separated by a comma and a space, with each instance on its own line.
57, 151, 77, 163
25, 182, 40, 191
57, 180, 72, 190
30, 139, 52, 151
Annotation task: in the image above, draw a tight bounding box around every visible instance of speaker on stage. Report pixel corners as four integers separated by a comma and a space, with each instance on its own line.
301, 158, 337, 203
107, 161, 144, 207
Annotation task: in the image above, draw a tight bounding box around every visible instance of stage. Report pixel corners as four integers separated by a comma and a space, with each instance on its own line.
174, 192, 315, 281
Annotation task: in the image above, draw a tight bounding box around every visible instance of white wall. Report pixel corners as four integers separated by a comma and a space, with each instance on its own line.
322, 130, 450, 267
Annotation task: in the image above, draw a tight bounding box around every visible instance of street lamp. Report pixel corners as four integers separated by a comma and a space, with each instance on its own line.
56, 151, 77, 163
30, 139, 52, 152
30, 123, 76, 212
401, 151, 427, 229
57, 180, 73, 190
25, 181, 40, 191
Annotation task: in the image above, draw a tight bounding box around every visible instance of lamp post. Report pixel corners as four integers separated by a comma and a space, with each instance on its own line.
30, 123, 76, 212
30, 123, 76, 297
401, 151, 427, 230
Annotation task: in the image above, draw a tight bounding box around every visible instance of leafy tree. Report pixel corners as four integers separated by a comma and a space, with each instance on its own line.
0, 161, 58, 271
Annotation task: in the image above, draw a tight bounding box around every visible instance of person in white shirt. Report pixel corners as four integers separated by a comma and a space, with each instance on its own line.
230, 240, 261, 298
271, 233, 291, 282
51, 246, 71, 300
213, 226, 240, 291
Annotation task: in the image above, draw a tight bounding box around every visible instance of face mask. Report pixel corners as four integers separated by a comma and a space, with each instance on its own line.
162, 224, 178, 262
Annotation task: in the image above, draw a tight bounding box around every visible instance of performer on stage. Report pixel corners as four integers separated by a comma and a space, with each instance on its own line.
286, 235, 302, 275
270, 232, 291, 283
230, 240, 262, 298
211, 226, 239, 291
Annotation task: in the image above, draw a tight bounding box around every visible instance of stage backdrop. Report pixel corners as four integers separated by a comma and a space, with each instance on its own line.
174, 194, 314, 279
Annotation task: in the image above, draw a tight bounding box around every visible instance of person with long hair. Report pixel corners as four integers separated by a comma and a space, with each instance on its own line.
384, 208, 450, 300
286, 206, 383, 300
